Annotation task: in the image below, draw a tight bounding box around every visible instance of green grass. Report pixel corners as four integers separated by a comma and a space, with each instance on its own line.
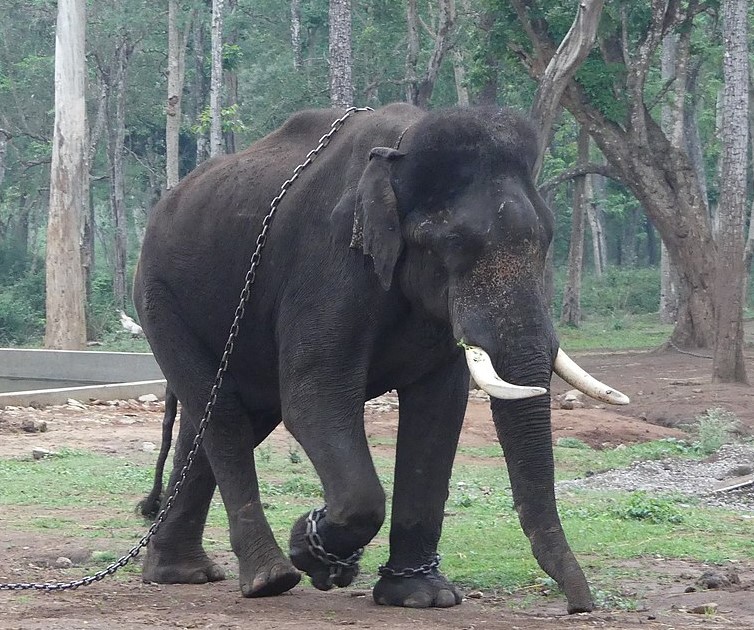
2, 435, 752, 609
555, 312, 672, 351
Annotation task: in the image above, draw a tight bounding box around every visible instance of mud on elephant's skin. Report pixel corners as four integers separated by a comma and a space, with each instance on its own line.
133, 104, 628, 614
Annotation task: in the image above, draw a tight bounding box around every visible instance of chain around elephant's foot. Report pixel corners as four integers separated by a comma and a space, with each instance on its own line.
288, 507, 363, 590
142, 546, 226, 585
373, 556, 462, 608
239, 557, 301, 598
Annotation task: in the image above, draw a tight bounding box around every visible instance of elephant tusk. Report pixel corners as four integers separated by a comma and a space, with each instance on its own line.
553, 349, 630, 405
463, 345, 548, 400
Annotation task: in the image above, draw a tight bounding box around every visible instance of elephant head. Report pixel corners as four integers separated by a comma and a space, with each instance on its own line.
350, 107, 628, 612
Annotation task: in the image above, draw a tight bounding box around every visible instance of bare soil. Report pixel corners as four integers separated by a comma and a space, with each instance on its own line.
1, 348, 754, 629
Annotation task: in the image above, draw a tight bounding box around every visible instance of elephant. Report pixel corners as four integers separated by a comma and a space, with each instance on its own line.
133, 103, 628, 614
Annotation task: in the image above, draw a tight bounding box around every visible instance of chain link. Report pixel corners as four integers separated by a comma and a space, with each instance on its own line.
0, 106, 373, 593
377, 554, 441, 579
305, 506, 364, 580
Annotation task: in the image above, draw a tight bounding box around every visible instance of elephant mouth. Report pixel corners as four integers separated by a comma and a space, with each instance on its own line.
461, 344, 630, 405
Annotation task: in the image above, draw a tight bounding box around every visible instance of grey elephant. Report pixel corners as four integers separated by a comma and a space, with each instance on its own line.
133, 104, 628, 614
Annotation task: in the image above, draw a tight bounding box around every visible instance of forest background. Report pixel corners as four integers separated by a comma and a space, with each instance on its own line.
0, 0, 753, 381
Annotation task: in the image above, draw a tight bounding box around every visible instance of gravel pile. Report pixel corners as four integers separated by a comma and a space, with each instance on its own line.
558, 444, 754, 512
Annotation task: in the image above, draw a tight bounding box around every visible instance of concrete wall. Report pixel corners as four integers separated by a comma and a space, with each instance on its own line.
1, 348, 164, 382
0, 348, 166, 407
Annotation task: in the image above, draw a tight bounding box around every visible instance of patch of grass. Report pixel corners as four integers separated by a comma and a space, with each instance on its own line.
553, 437, 700, 480
614, 491, 684, 524
556, 313, 672, 351
1, 434, 753, 611
693, 408, 741, 455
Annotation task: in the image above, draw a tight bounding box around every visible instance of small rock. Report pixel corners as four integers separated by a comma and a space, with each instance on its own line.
66, 398, 87, 409
54, 557, 73, 569
727, 464, 754, 477
21, 419, 47, 433
32, 448, 57, 460
697, 571, 730, 589
138, 393, 159, 403
466, 591, 484, 599
142, 441, 157, 453
684, 586, 696, 593
689, 603, 717, 615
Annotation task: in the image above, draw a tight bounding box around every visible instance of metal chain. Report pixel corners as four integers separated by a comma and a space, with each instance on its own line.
378, 554, 441, 579
0, 106, 374, 593
305, 506, 364, 579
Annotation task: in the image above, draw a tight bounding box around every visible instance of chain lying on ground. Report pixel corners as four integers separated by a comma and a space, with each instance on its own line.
0, 106, 373, 592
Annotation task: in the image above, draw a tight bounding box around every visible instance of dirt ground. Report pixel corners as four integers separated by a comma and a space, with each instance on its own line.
1, 348, 754, 629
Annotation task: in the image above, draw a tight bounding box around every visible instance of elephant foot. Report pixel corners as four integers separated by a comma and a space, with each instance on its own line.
373, 571, 463, 608
289, 509, 361, 591
567, 600, 594, 614
142, 547, 226, 585
239, 559, 301, 598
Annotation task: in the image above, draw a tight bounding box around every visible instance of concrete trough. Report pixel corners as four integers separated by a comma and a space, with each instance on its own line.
0, 348, 166, 407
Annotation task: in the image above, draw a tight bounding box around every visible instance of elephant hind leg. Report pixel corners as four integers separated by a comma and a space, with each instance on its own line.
141, 411, 226, 586
140, 302, 298, 597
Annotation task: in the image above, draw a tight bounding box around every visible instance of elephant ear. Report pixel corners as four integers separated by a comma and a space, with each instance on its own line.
351, 147, 405, 291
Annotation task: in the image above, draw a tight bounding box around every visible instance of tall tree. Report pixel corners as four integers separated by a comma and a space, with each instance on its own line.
210, 0, 224, 157
107, 39, 134, 310
45, 0, 87, 348
561, 126, 589, 327
291, 0, 303, 70
329, 0, 353, 108
405, 0, 455, 108
506, 2, 718, 350
166, 0, 193, 190
713, 0, 749, 384
522, 0, 605, 179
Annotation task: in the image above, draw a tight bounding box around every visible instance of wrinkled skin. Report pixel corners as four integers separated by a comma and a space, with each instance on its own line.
133, 104, 593, 613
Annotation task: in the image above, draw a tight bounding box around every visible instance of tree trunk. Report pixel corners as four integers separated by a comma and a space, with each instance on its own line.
223, 0, 239, 153
659, 33, 682, 323
744, 65, 754, 278
561, 126, 589, 327
405, 0, 420, 105
659, 242, 678, 324
291, 0, 302, 70
0, 128, 9, 192
45, 0, 88, 349
712, 0, 748, 384
585, 172, 607, 276
108, 41, 132, 311
192, 18, 208, 166
328, 0, 353, 108
209, 0, 224, 158
405, 0, 455, 108
473, 11, 499, 106
520, 0, 605, 179
166, 0, 193, 190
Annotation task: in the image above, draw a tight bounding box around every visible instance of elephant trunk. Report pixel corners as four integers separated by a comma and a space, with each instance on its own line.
489, 347, 593, 614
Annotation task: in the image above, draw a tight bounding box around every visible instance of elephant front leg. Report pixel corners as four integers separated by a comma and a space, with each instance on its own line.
282, 379, 386, 591
492, 397, 593, 613
373, 358, 467, 608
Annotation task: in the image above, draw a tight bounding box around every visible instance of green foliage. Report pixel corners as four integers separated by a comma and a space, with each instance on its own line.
555, 437, 591, 449
553, 268, 661, 317
575, 57, 627, 123
0, 266, 45, 345
693, 408, 741, 455
614, 491, 684, 525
